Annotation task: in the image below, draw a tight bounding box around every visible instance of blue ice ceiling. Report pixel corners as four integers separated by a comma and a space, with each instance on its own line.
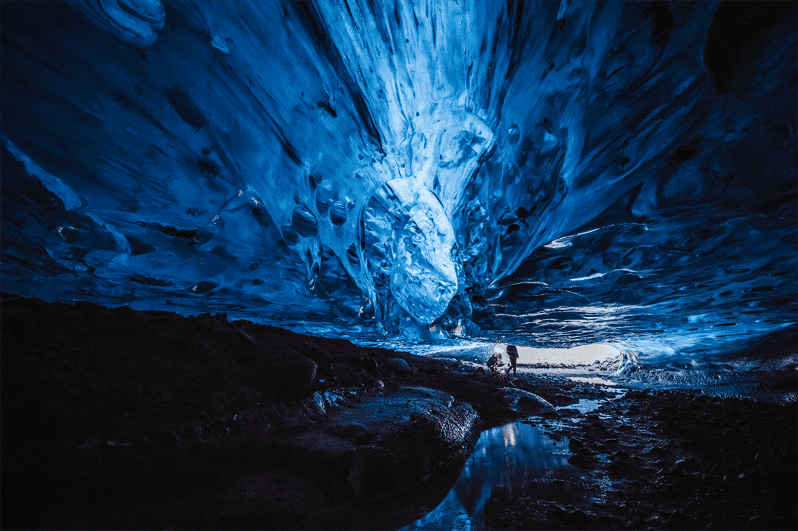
1, 1, 795, 368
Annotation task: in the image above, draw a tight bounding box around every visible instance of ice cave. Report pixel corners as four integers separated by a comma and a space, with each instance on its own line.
1, 1, 796, 529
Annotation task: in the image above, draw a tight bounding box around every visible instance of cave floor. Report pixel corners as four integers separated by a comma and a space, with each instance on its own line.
475, 382, 797, 531
1, 294, 796, 530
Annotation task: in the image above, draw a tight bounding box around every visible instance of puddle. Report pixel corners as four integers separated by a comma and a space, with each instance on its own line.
568, 376, 618, 386
557, 391, 627, 415
401, 422, 591, 530
557, 397, 604, 415
401, 387, 628, 530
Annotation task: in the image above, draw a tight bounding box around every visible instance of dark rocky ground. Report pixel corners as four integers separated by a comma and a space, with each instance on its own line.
1, 293, 796, 530
486, 390, 797, 530
0, 293, 571, 530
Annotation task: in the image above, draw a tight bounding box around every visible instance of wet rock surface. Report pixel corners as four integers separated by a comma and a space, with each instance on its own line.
1, 294, 568, 529
487, 389, 797, 530
5, 293, 794, 530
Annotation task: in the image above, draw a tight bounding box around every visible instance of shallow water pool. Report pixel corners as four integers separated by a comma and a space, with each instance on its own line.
401, 420, 593, 530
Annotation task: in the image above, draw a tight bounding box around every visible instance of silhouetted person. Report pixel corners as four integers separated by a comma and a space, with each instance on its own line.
506, 344, 518, 376
487, 352, 504, 372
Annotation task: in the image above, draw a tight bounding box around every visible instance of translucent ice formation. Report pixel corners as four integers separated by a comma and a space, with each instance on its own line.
66, 0, 165, 47
366, 179, 458, 326
1, 1, 795, 380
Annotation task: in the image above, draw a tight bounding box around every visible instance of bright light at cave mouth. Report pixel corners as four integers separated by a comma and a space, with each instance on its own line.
0, 0, 795, 383
496, 343, 623, 369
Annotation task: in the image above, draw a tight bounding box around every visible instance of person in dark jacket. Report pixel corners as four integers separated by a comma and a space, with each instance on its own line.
506, 344, 519, 376
487, 352, 502, 372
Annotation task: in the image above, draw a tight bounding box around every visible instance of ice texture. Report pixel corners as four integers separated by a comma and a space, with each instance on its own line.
368, 179, 458, 327
1, 1, 795, 376
66, 0, 165, 47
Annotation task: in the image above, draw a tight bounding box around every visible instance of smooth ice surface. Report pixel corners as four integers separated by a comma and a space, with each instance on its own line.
1, 1, 796, 385
388, 185, 458, 325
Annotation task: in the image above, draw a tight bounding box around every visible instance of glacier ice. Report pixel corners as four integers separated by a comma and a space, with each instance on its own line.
66, 0, 165, 47
367, 179, 458, 327
1, 0, 795, 377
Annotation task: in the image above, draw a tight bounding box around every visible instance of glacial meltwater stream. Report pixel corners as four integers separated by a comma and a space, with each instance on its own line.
402, 395, 619, 530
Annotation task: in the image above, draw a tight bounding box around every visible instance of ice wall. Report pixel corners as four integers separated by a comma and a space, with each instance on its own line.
1, 1, 795, 369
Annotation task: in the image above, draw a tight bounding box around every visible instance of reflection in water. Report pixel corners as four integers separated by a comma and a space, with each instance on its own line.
402, 422, 588, 530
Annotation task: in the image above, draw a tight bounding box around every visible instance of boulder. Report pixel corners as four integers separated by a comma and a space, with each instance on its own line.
288, 386, 479, 496
212, 386, 482, 529
389, 357, 413, 373
500, 388, 554, 416
260, 355, 317, 397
